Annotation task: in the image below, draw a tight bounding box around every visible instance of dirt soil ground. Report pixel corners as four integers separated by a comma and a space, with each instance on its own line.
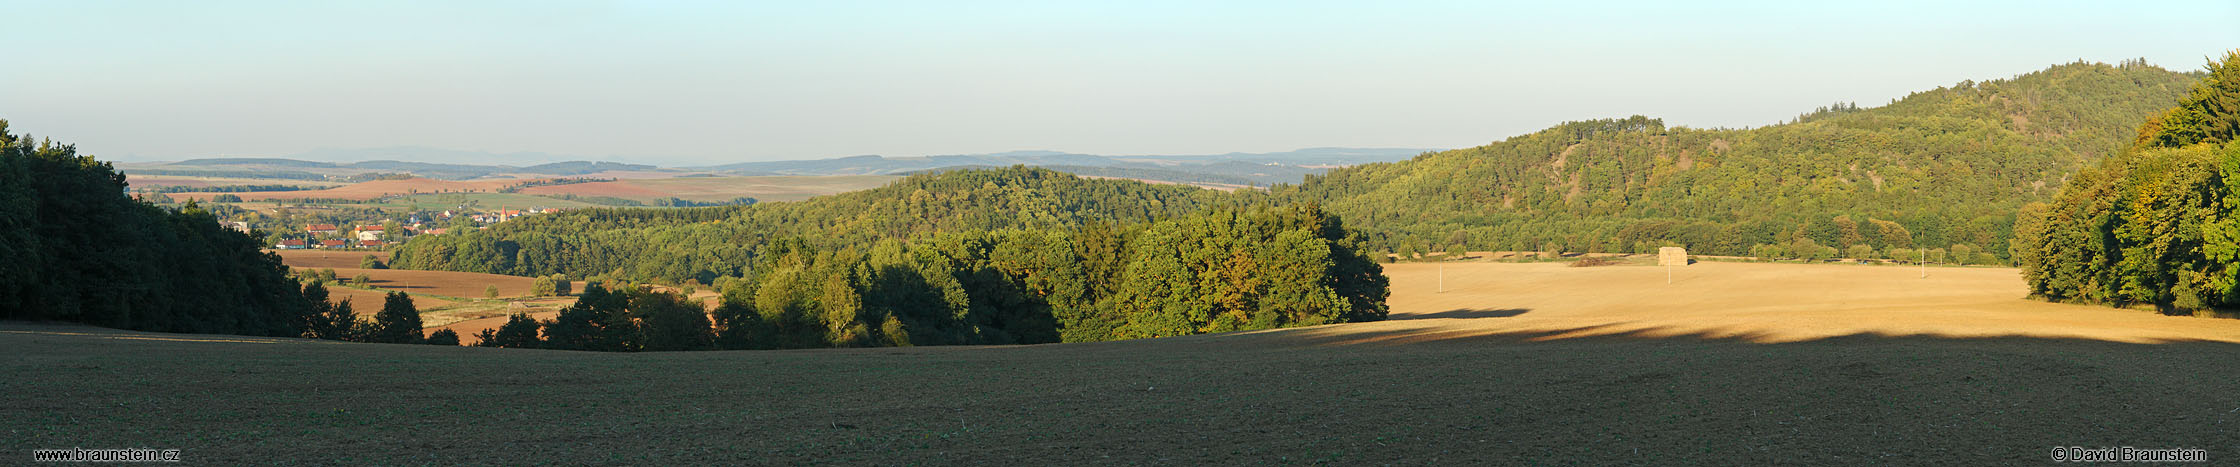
6, 262, 2238, 464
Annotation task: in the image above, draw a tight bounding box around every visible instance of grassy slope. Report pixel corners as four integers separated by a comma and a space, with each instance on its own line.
7, 262, 2238, 464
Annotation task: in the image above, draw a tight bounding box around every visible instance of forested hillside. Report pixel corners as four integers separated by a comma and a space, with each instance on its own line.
1278, 61, 2201, 260
2015, 52, 2240, 313
393, 167, 1388, 348
392, 167, 1247, 283
0, 120, 315, 335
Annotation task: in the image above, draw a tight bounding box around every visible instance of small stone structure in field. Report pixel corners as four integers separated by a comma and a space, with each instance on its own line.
1658, 247, 1689, 266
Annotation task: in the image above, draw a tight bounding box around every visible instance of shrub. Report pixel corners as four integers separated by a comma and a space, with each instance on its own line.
1971, 252, 2002, 266
634, 290, 713, 351
487, 313, 544, 349
484, 284, 499, 299
360, 254, 386, 269
1568, 257, 1624, 267
471, 329, 500, 347
302, 281, 363, 341
425, 329, 461, 346
1950, 244, 1977, 265
367, 291, 424, 344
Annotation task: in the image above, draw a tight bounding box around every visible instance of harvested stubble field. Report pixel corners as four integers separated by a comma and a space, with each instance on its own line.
5, 262, 2239, 464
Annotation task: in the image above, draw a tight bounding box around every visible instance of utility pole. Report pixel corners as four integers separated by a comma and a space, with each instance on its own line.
1438, 263, 1445, 293
1921, 248, 1927, 279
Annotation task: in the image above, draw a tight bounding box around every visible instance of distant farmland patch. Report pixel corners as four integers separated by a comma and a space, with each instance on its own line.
275, 250, 575, 338
170, 177, 531, 202
519, 175, 899, 203
274, 250, 391, 269
125, 175, 345, 190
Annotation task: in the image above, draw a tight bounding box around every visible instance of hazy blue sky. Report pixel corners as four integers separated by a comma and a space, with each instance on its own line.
4, 1, 2235, 165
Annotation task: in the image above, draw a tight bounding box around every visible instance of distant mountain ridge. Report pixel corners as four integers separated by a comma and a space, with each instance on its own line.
122, 157, 659, 180
698, 148, 1433, 185
126, 147, 1434, 185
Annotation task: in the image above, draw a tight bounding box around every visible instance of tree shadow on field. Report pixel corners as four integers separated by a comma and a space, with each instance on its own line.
1273, 321, 2240, 350
1397, 308, 1530, 320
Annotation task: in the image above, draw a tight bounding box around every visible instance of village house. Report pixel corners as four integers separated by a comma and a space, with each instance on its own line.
355, 225, 385, 242
275, 239, 309, 250
305, 224, 339, 236
319, 239, 348, 249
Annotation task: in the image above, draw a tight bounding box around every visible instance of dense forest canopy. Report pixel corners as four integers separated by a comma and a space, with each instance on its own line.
0, 120, 315, 335
392, 167, 1249, 284
704, 205, 1386, 349
2015, 51, 2240, 313
1275, 61, 2202, 261
394, 169, 1388, 349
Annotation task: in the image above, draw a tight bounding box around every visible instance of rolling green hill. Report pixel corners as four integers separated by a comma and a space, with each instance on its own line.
392, 167, 1245, 283
1277, 61, 2201, 260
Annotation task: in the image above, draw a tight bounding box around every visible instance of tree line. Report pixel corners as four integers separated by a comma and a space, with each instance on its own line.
2014, 51, 2240, 313
0, 120, 473, 345
465, 204, 1387, 351
300, 282, 460, 345
0, 120, 314, 336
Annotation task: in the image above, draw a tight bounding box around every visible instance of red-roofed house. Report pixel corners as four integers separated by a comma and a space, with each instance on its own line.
359, 240, 386, 248
276, 239, 309, 250
306, 224, 340, 236
355, 225, 386, 241
319, 239, 348, 249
